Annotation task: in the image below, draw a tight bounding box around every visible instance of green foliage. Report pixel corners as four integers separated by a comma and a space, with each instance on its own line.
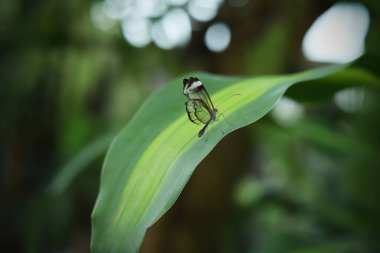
91, 64, 378, 253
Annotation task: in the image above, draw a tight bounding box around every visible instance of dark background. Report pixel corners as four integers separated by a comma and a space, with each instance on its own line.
1, 0, 379, 252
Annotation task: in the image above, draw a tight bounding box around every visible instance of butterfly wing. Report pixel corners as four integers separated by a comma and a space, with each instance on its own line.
183, 77, 215, 111
185, 99, 212, 125
195, 85, 215, 111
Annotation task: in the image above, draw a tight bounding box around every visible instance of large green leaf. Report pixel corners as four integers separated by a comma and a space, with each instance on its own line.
91, 65, 378, 253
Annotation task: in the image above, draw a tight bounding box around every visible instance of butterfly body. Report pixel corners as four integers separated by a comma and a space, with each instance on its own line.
183, 77, 218, 137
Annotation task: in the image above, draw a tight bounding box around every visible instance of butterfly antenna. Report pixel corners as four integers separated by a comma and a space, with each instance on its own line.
214, 93, 240, 131
216, 93, 241, 108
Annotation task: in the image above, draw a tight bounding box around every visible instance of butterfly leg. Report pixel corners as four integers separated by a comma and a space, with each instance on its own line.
219, 113, 234, 127
215, 113, 233, 136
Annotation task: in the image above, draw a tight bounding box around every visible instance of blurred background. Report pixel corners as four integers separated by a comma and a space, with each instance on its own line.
1, 0, 379, 252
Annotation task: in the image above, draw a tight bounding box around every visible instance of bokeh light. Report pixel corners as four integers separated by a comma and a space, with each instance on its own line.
204, 22, 231, 53
334, 87, 369, 113
302, 2, 370, 63
271, 97, 303, 126
91, 2, 116, 31
121, 16, 152, 47
188, 0, 223, 22
97, 0, 229, 51
103, 0, 134, 19
151, 8, 191, 49
136, 0, 167, 18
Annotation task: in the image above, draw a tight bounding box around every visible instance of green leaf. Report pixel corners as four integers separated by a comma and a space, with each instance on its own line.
48, 133, 114, 197
286, 66, 379, 102
91, 65, 378, 253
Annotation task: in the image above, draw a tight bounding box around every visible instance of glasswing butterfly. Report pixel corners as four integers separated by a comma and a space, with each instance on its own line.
183, 77, 218, 137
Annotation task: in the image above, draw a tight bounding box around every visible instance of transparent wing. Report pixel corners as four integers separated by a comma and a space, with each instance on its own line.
197, 86, 215, 111
185, 99, 211, 125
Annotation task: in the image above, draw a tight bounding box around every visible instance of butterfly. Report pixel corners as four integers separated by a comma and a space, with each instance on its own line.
183, 77, 218, 137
